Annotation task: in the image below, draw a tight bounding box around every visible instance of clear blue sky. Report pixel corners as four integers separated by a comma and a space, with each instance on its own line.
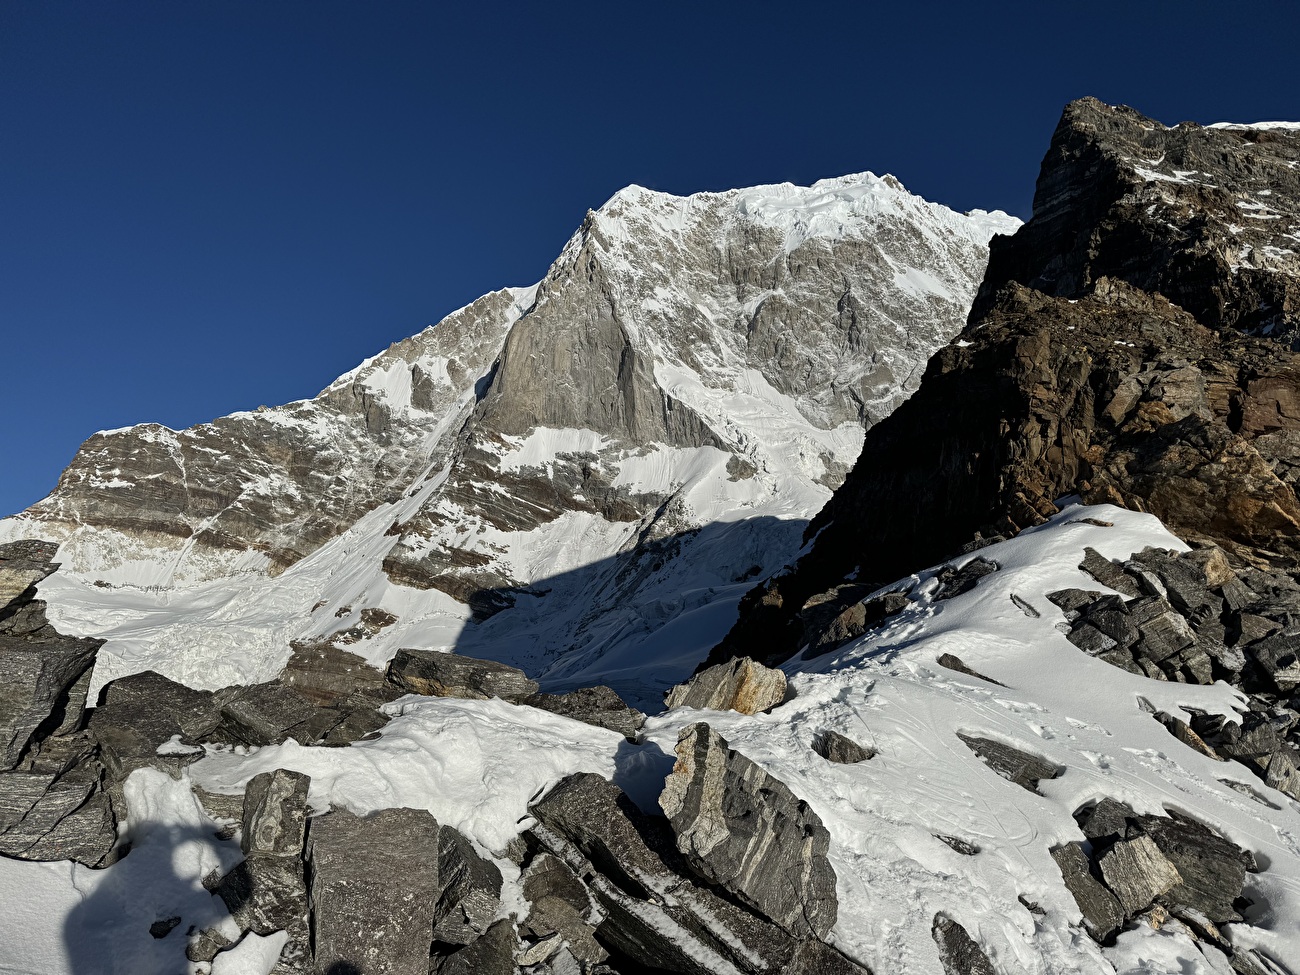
2, 1, 1298, 517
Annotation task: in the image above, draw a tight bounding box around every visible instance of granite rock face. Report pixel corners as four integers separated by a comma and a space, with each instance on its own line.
660, 722, 838, 939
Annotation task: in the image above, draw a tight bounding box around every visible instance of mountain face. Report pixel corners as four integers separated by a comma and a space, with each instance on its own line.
716, 98, 1300, 669
0, 174, 1014, 700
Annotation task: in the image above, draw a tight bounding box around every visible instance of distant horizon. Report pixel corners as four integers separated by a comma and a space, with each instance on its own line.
3, 0, 1299, 517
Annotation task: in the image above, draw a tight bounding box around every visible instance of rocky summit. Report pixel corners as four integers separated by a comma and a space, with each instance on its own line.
3, 98, 1300, 975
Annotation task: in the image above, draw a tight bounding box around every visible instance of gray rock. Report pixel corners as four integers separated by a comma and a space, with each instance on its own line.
432, 918, 519, 975
307, 807, 442, 975
434, 823, 504, 945
522, 685, 645, 739
811, 729, 875, 764
1098, 834, 1182, 917
89, 671, 221, 781
661, 722, 837, 939
0, 540, 59, 611
1050, 842, 1124, 941
386, 649, 539, 702
1137, 813, 1254, 923
242, 769, 310, 857
1247, 634, 1300, 692
530, 772, 813, 975
1079, 548, 1142, 598
663, 657, 786, 715
933, 558, 998, 600
216, 853, 309, 939
186, 927, 233, 963
0, 629, 101, 770
1066, 623, 1118, 657
932, 915, 997, 975
214, 681, 332, 747
1046, 588, 1103, 618
936, 653, 1005, 686
1075, 797, 1137, 841
956, 734, 1061, 793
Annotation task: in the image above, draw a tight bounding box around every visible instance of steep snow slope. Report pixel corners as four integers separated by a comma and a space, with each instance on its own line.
2, 173, 1016, 704
8, 504, 1295, 975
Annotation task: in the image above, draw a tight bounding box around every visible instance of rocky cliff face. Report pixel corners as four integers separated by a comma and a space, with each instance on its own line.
1, 173, 1013, 700
716, 100, 1300, 669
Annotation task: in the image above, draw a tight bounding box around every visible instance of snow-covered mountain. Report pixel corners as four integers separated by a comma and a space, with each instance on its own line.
0, 172, 1016, 704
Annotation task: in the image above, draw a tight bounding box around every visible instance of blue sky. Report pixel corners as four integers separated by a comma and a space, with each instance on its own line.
2, 1, 1298, 517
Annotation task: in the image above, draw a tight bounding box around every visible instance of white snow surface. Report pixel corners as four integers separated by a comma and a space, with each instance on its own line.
9, 504, 1297, 974
1208, 121, 1300, 132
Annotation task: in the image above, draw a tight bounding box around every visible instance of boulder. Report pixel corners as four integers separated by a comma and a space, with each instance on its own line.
1098, 834, 1182, 917
434, 823, 504, 945
932, 915, 997, 975
663, 657, 785, 715
956, 733, 1061, 793
242, 769, 310, 857
307, 807, 443, 975
530, 772, 854, 974
933, 558, 998, 600
1, 629, 101, 769
936, 653, 1005, 686
1050, 842, 1124, 941
89, 671, 221, 781
522, 685, 644, 739
811, 729, 874, 764
661, 722, 837, 939
214, 681, 333, 747
0, 539, 59, 610
1136, 813, 1254, 923
432, 918, 519, 975
386, 649, 539, 702
1079, 548, 1142, 598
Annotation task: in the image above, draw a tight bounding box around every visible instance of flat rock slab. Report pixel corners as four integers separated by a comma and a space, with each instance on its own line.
307, 807, 442, 975
522, 685, 645, 738
1099, 833, 1182, 917
386, 649, 539, 702
663, 656, 785, 715
957, 733, 1061, 793
661, 721, 838, 939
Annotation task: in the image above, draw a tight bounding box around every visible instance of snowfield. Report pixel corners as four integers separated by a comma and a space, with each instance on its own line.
5, 503, 1296, 975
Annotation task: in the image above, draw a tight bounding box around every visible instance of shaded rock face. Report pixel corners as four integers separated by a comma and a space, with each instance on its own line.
660, 722, 838, 940
521, 685, 645, 739
0, 540, 116, 867
663, 656, 786, 715
715, 99, 1300, 669
931, 915, 996, 975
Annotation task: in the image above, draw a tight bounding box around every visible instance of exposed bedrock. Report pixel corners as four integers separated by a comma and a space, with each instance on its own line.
715, 99, 1300, 670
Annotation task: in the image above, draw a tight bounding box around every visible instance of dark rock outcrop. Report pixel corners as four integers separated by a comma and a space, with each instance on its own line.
956, 734, 1061, 794
812, 729, 875, 764
713, 100, 1300, 670
529, 771, 868, 975
660, 722, 838, 939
